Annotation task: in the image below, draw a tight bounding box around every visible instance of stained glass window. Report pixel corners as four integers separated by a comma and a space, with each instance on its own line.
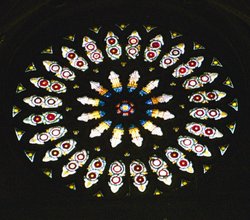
12, 24, 238, 197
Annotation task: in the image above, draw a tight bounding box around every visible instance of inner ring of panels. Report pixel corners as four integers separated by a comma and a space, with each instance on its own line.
13, 24, 238, 198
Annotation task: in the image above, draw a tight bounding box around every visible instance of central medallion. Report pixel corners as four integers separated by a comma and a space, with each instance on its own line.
116, 100, 135, 116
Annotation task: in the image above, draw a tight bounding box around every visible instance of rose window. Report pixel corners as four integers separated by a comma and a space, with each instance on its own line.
12, 24, 238, 197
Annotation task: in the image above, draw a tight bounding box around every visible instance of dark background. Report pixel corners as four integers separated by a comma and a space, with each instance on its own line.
0, 0, 249, 219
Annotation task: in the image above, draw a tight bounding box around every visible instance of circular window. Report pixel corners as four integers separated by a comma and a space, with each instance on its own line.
12, 24, 238, 197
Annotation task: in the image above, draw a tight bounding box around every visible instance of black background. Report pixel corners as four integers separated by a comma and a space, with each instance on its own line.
0, 0, 249, 219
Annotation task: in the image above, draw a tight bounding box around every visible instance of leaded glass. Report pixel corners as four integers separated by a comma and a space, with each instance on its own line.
13, 24, 238, 198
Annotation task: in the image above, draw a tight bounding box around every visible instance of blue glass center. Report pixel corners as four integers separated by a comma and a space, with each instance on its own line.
116, 101, 135, 116
120, 103, 131, 112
